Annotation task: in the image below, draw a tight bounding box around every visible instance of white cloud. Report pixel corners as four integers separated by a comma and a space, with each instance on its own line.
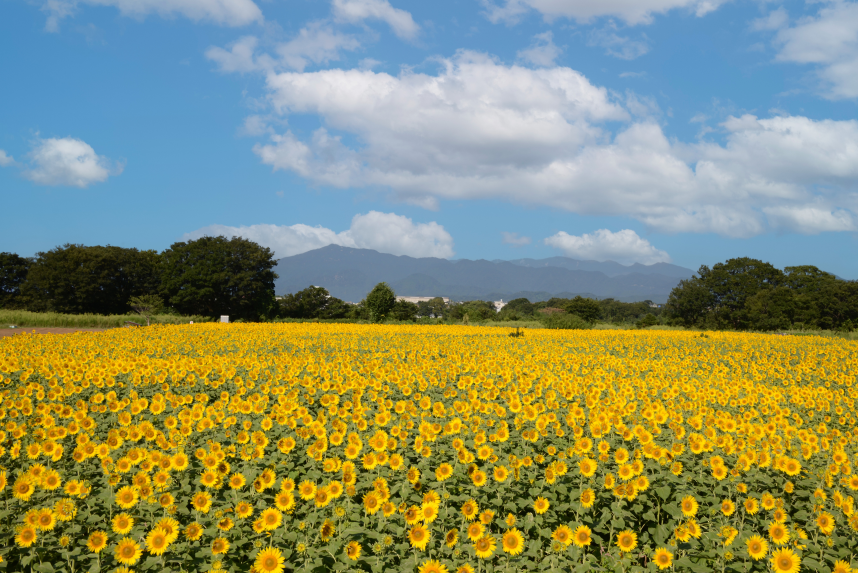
772, 2, 858, 99
23, 137, 122, 187
183, 211, 454, 258
225, 51, 858, 237
42, 0, 262, 32
751, 7, 788, 32
0, 150, 14, 167
517, 32, 562, 67
545, 229, 671, 264
207, 24, 360, 74
332, 0, 419, 40
501, 232, 532, 246
588, 25, 650, 60
481, 0, 729, 26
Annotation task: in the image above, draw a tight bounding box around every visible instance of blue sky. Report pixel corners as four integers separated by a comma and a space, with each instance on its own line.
2, 0, 857, 277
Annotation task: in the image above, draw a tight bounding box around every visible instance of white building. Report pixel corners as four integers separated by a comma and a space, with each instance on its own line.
396, 296, 450, 304
494, 299, 506, 311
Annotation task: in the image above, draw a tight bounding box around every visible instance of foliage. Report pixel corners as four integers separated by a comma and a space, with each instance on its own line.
21, 244, 161, 315
390, 300, 419, 322
565, 296, 602, 324
540, 312, 592, 330
415, 297, 449, 320
364, 283, 397, 323
666, 258, 858, 331
0, 309, 212, 328
449, 300, 497, 322
0, 252, 31, 310
278, 287, 351, 320
636, 313, 659, 329
160, 236, 278, 321
128, 294, 165, 326
1, 325, 856, 573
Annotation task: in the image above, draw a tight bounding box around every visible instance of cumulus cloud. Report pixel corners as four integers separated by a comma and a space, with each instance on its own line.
481, 0, 730, 26
517, 32, 562, 67
182, 211, 455, 259
501, 232, 532, 246
220, 50, 858, 237
545, 229, 671, 264
332, 0, 419, 40
23, 137, 122, 187
588, 25, 650, 60
771, 2, 858, 99
42, 0, 262, 32
0, 150, 14, 167
207, 24, 360, 74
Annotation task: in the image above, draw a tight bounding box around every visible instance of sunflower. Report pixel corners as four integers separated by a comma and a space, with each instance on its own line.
473, 536, 496, 559
409, 524, 431, 550
461, 500, 478, 521
146, 528, 170, 556
721, 500, 736, 516
115, 538, 142, 565
436, 464, 453, 481
236, 501, 253, 519
36, 509, 56, 531
191, 491, 212, 513
299, 480, 317, 500
184, 522, 203, 541
502, 528, 524, 556
580, 488, 595, 508
471, 471, 487, 487
13, 478, 35, 501
552, 525, 572, 546
422, 503, 439, 523
260, 508, 283, 531
445, 529, 459, 547
467, 522, 484, 542
653, 548, 673, 570
816, 511, 835, 535
211, 537, 229, 555
745, 497, 760, 515
115, 486, 139, 509
320, 520, 335, 541
533, 497, 549, 514
746, 535, 768, 560
112, 513, 134, 535
346, 541, 362, 560
680, 495, 698, 517
832, 560, 852, 573
15, 526, 38, 548
772, 508, 788, 523
572, 525, 592, 548
579, 458, 597, 477
86, 530, 107, 553
405, 506, 422, 525
255, 547, 285, 573
418, 559, 448, 573
768, 522, 790, 545
228, 473, 246, 489
770, 548, 800, 573
456, 566, 475, 573
616, 530, 637, 552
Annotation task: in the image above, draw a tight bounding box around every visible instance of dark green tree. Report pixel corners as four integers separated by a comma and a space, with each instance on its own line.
364, 282, 396, 322
700, 258, 784, 328
636, 313, 660, 329
22, 244, 161, 315
0, 252, 31, 309
279, 286, 350, 319
160, 236, 278, 321
504, 298, 534, 316
128, 294, 164, 326
665, 278, 715, 327
745, 287, 795, 331
390, 300, 419, 322
448, 300, 497, 322
565, 296, 602, 323
416, 297, 448, 319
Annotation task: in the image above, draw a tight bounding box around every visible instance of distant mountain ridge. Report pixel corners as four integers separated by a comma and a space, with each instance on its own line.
274, 246, 695, 304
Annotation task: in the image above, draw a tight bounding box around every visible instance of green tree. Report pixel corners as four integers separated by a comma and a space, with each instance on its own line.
745, 287, 795, 331
565, 296, 602, 323
504, 298, 534, 316
0, 252, 31, 309
416, 297, 448, 319
390, 299, 419, 322
22, 244, 161, 315
364, 282, 396, 323
700, 258, 784, 329
448, 300, 496, 322
160, 236, 278, 321
636, 313, 659, 329
128, 294, 164, 326
279, 286, 350, 319
665, 278, 715, 327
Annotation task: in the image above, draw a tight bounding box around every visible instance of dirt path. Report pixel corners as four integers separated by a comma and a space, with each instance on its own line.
0, 327, 109, 338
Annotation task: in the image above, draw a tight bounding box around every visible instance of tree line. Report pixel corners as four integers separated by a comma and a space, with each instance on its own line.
664, 257, 857, 331
1, 237, 278, 321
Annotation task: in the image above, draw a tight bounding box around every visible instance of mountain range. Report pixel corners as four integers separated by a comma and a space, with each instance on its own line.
274, 246, 695, 304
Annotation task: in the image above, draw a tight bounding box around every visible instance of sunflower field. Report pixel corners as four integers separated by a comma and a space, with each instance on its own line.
0, 324, 857, 573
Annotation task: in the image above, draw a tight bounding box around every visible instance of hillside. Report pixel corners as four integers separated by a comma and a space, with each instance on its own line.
274, 246, 694, 304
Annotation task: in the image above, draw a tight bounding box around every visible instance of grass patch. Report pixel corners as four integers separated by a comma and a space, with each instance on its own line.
0, 309, 213, 328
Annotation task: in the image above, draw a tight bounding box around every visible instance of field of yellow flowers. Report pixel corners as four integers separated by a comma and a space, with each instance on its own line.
0, 324, 857, 573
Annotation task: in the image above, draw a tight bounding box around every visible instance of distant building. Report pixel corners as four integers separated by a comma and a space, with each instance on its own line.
397, 296, 450, 304
494, 299, 506, 311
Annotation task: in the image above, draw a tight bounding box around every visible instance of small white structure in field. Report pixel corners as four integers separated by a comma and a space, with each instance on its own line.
396, 296, 451, 304
220, 315, 229, 323
494, 299, 506, 311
